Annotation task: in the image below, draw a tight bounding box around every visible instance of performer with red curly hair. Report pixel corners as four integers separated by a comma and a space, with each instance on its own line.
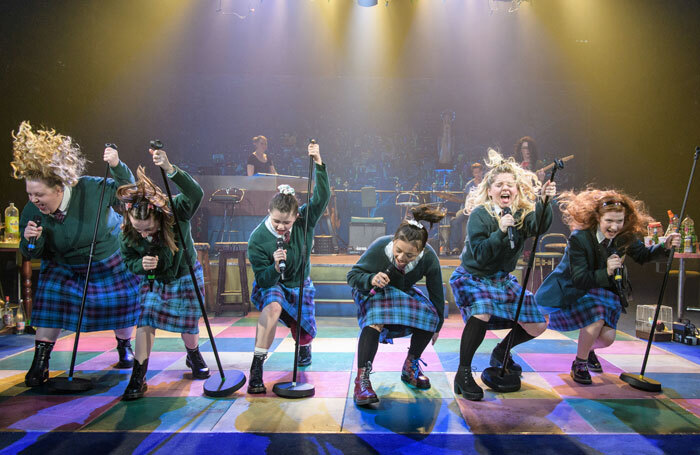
536, 189, 681, 385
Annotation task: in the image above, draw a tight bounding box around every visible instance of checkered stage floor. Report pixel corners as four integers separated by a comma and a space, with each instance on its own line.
1, 315, 699, 454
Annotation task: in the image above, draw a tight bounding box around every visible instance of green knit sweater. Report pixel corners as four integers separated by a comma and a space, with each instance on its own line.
119, 166, 203, 283
19, 161, 134, 264
347, 235, 445, 332
460, 201, 552, 277
247, 163, 330, 288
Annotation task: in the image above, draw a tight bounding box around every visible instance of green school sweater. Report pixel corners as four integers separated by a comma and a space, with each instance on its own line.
19, 161, 134, 264
119, 166, 203, 283
347, 235, 445, 332
247, 163, 330, 288
460, 201, 552, 277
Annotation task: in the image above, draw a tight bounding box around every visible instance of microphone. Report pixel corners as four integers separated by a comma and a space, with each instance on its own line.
503, 207, 515, 249
609, 247, 628, 310
147, 246, 157, 292
27, 216, 42, 250
368, 265, 394, 298
277, 236, 286, 277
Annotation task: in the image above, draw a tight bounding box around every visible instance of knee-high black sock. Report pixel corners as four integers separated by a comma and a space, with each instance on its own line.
495, 324, 535, 353
408, 328, 433, 358
460, 317, 488, 368
357, 326, 380, 368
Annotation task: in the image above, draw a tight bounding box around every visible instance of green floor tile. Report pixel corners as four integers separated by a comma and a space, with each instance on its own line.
566, 398, 700, 434
0, 351, 101, 371
265, 352, 355, 371
315, 327, 360, 338
433, 338, 498, 354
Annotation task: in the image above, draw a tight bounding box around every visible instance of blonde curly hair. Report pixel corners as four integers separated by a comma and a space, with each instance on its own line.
10, 121, 87, 187
465, 148, 542, 228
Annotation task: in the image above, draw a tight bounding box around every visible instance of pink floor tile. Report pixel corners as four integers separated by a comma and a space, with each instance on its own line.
364, 349, 444, 372
54, 337, 119, 352
437, 326, 499, 339
672, 398, 700, 417
518, 353, 624, 375
596, 341, 666, 355
217, 326, 290, 338
538, 372, 666, 399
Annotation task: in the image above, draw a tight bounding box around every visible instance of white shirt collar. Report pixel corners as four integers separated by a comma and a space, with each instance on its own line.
58, 185, 71, 212
596, 228, 614, 244
384, 239, 424, 274
491, 203, 503, 216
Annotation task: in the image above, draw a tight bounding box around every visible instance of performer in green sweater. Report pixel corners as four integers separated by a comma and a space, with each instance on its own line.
116, 148, 210, 400
449, 148, 556, 401
536, 189, 680, 384
246, 142, 329, 394
347, 209, 445, 406
12, 121, 140, 387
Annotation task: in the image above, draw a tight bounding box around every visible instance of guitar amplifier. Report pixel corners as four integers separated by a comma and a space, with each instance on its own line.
349, 218, 385, 253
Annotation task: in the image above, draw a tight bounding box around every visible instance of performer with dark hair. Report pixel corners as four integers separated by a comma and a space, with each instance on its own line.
347, 207, 445, 406
514, 136, 545, 182
246, 142, 329, 394
12, 121, 140, 387
536, 189, 680, 384
117, 148, 209, 400
247, 135, 277, 176
450, 149, 556, 401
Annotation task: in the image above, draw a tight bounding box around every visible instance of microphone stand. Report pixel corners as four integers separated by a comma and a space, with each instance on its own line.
150, 140, 246, 397
273, 141, 317, 398
620, 147, 699, 392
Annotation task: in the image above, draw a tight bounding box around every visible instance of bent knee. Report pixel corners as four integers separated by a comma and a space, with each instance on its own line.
522, 322, 547, 337
369, 324, 384, 332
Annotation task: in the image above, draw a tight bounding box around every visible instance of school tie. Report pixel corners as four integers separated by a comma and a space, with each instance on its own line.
284, 231, 291, 243
52, 209, 65, 223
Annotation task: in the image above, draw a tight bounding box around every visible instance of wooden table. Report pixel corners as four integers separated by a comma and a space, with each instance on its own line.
676, 252, 700, 317
0, 243, 33, 323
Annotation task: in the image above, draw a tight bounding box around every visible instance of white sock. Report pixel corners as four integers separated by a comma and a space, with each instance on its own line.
254, 347, 268, 357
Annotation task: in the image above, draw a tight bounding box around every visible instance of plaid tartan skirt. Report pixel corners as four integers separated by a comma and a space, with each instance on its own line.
450, 266, 545, 330
353, 286, 439, 342
547, 287, 621, 331
138, 262, 205, 334
251, 279, 317, 339
33, 251, 141, 332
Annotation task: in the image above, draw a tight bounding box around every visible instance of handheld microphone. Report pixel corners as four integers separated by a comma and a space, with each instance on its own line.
609, 247, 628, 310
503, 207, 515, 249
27, 216, 42, 250
368, 265, 394, 298
277, 236, 286, 277
147, 246, 157, 292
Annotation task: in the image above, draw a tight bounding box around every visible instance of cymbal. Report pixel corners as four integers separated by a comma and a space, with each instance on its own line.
434, 191, 463, 203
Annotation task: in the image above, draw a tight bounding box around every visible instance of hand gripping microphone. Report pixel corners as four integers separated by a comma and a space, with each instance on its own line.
27, 216, 42, 250
368, 265, 394, 298
503, 207, 515, 249
609, 247, 629, 310
147, 247, 157, 292
277, 236, 286, 277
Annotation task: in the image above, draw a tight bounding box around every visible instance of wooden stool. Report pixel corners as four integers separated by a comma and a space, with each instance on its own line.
214, 242, 251, 316
193, 243, 213, 312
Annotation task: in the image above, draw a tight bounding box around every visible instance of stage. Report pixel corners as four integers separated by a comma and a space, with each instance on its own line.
0, 314, 699, 454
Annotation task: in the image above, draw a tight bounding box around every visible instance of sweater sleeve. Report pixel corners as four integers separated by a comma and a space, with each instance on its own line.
169, 166, 204, 221
523, 200, 553, 238
424, 251, 446, 332
107, 161, 135, 208
247, 237, 281, 288
120, 238, 146, 276
18, 204, 47, 259
627, 239, 668, 264
298, 163, 330, 229
346, 246, 381, 291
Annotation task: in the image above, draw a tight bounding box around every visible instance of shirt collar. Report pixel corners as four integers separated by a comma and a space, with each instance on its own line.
58, 185, 71, 213
384, 240, 424, 274
596, 228, 615, 245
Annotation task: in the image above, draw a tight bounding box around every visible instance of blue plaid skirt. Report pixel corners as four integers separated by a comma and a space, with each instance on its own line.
450, 266, 545, 330
251, 279, 317, 339
33, 251, 141, 332
139, 262, 205, 334
548, 288, 621, 331
353, 286, 439, 343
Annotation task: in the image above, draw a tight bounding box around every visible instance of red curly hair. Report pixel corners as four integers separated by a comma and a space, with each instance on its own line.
558, 188, 654, 248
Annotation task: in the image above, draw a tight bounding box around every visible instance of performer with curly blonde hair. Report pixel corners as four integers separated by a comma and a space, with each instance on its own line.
116, 148, 209, 400
11, 121, 140, 387
535, 189, 680, 384
245, 142, 329, 394
347, 209, 445, 407
450, 149, 556, 401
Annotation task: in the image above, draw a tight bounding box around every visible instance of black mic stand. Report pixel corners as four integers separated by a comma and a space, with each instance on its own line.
273, 140, 317, 399
620, 147, 699, 392
150, 140, 246, 397
481, 159, 564, 393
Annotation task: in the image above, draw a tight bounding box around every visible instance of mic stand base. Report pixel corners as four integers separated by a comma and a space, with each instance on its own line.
619, 373, 661, 392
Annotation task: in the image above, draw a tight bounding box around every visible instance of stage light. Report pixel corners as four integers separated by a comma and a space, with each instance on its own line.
358, 0, 378, 7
